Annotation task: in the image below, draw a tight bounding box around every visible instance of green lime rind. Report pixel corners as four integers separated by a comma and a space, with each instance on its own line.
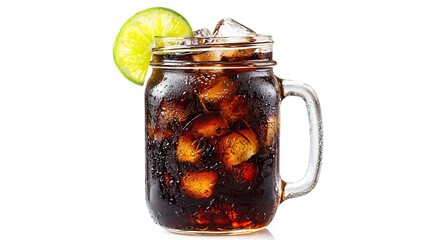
113, 7, 193, 85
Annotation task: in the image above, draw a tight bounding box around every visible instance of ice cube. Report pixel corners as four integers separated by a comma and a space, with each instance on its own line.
181, 171, 218, 198
193, 28, 212, 37
213, 18, 257, 37
217, 129, 259, 167
192, 71, 218, 92
191, 112, 229, 138
222, 48, 255, 60
197, 74, 236, 106
192, 48, 255, 61
159, 100, 189, 125
194, 203, 231, 225
265, 115, 279, 147
192, 19, 257, 61
192, 28, 215, 46
220, 159, 257, 192
232, 162, 257, 182
146, 125, 173, 141
219, 95, 247, 121
212, 18, 258, 60
231, 221, 253, 229
176, 132, 204, 163
192, 51, 222, 62
191, 28, 214, 61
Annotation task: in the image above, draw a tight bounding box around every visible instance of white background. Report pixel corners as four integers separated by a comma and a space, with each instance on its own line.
1, 0, 429, 239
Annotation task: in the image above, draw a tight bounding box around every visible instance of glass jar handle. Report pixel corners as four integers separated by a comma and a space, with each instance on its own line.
280, 79, 323, 201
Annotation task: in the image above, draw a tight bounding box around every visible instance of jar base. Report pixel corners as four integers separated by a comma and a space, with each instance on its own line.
165, 227, 266, 236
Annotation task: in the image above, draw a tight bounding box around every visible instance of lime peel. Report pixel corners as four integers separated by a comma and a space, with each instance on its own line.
113, 7, 193, 85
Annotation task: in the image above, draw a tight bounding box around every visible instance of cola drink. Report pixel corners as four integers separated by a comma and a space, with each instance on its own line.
145, 19, 282, 233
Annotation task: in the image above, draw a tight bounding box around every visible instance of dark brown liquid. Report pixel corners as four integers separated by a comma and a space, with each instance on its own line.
145, 65, 282, 231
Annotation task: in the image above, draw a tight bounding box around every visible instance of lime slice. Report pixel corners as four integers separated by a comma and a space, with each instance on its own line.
113, 7, 193, 85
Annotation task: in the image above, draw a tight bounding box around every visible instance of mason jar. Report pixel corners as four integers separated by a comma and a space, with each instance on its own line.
145, 35, 323, 235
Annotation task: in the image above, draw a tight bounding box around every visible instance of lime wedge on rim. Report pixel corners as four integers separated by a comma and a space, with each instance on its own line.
113, 7, 193, 85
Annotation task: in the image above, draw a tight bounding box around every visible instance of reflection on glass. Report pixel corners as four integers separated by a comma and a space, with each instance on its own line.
160, 228, 275, 240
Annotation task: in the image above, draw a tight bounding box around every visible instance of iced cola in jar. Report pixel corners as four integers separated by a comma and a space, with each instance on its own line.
145, 19, 282, 232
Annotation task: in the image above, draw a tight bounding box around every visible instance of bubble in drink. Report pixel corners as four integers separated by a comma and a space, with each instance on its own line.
181, 171, 218, 198
162, 173, 173, 188
217, 129, 259, 168
192, 71, 227, 93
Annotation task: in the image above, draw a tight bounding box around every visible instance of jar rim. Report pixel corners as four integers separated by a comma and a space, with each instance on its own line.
153, 35, 273, 52
151, 35, 276, 68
